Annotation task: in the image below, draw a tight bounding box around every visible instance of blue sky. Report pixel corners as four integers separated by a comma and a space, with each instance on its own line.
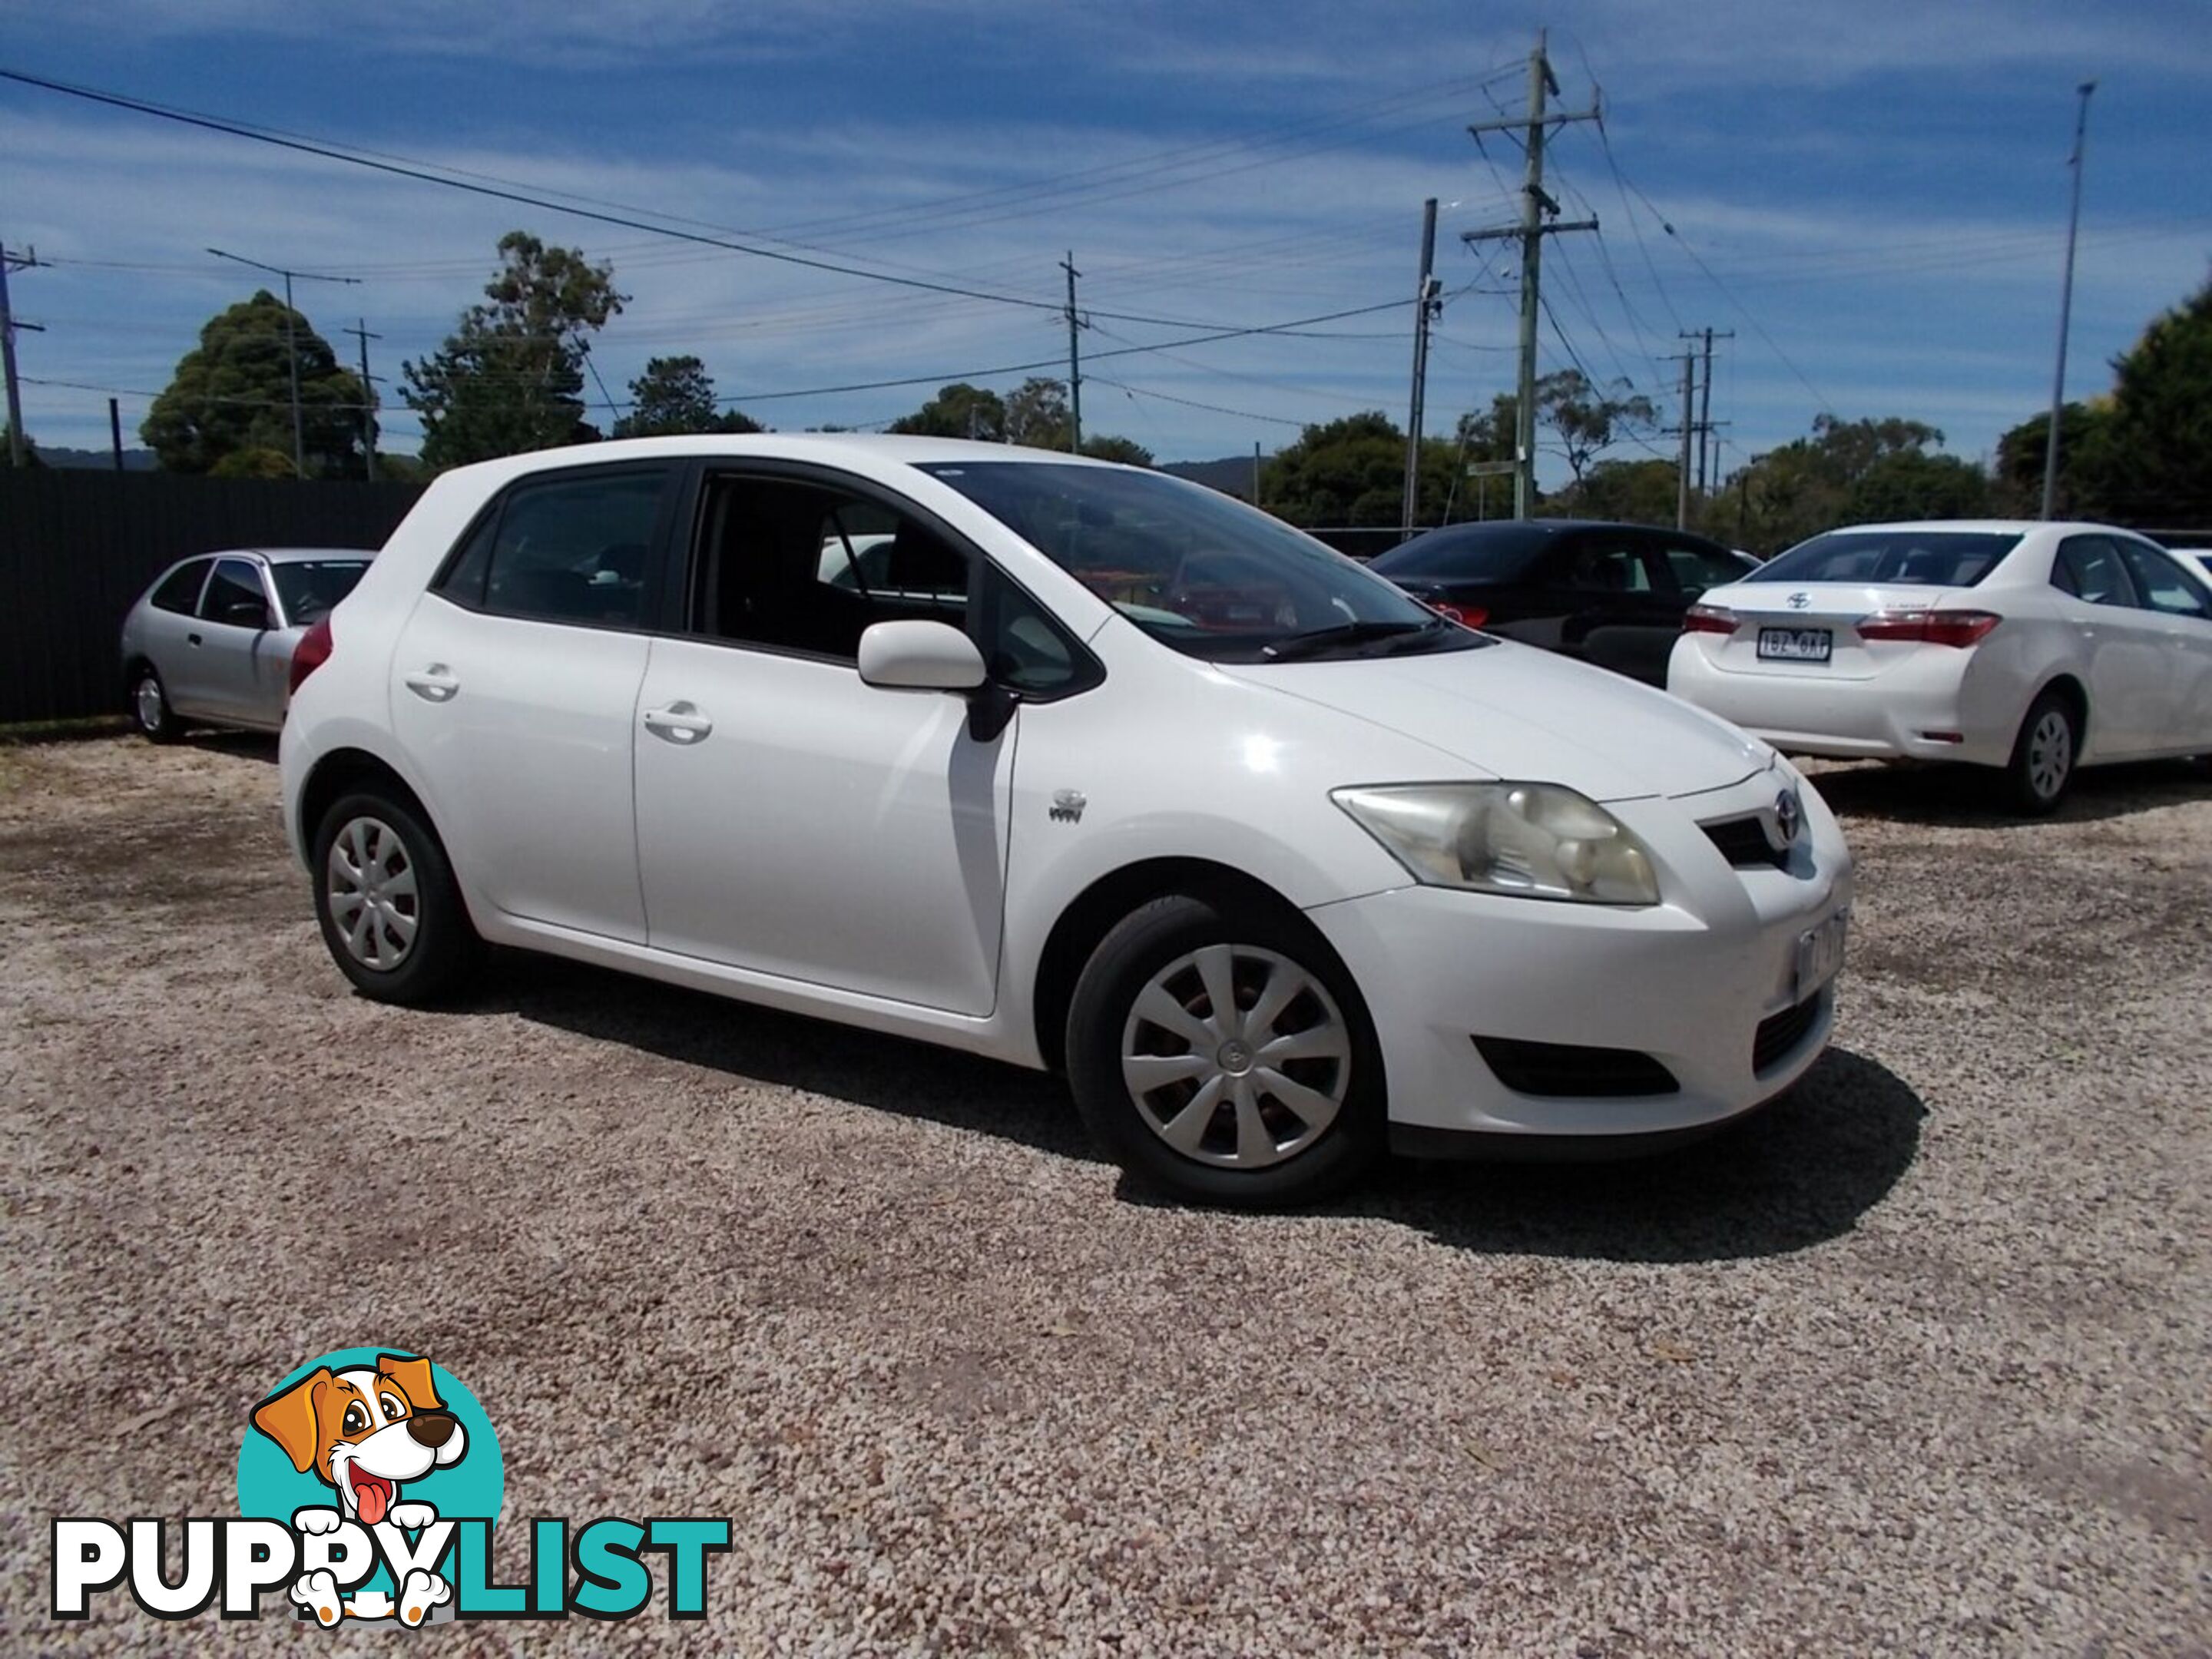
2, 0, 2207, 487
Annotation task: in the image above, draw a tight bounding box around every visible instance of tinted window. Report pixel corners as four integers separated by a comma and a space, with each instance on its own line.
1749, 531, 2018, 587
200, 558, 272, 627
2053, 536, 2140, 608
2115, 541, 2211, 618
436, 468, 668, 627
1552, 535, 1657, 594
1369, 525, 1549, 582
1658, 539, 1751, 594
919, 462, 1469, 662
269, 559, 370, 626
150, 558, 212, 614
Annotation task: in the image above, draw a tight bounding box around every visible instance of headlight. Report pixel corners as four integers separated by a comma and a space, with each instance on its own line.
1333, 783, 1661, 905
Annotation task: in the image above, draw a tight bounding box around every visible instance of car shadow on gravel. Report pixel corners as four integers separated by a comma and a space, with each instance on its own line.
1341, 1046, 1927, 1263
1809, 757, 2206, 826
475, 952, 1105, 1164
472, 957, 1920, 1261
180, 731, 279, 763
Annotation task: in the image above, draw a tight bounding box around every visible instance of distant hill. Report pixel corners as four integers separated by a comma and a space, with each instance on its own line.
1161, 455, 1260, 501
39, 446, 159, 472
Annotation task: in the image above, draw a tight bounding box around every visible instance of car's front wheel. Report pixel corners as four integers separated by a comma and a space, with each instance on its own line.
311, 791, 479, 1004
129, 666, 181, 743
2002, 690, 2078, 816
1065, 892, 1383, 1207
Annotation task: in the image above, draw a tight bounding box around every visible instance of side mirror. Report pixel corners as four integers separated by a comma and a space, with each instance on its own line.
857, 619, 986, 692
224, 598, 273, 630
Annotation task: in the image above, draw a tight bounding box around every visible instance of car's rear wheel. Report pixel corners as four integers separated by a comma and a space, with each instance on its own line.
311, 791, 479, 1004
2002, 690, 2079, 816
129, 666, 181, 743
1065, 892, 1383, 1207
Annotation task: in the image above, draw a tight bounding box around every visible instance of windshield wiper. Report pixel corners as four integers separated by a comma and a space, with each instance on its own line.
1260, 618, 1445, 661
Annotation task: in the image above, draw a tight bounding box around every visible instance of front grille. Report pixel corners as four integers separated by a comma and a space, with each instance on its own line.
1473, 1035, 1679, 1098
1704, 813, 1789, 870
1752, 992, 1823, 1073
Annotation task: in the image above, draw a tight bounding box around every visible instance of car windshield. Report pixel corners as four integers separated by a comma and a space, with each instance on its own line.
1746, 531, 2019, 588
270, 559, 371, 625
1369, 525, 1551, 581
916, 462, 1475, 661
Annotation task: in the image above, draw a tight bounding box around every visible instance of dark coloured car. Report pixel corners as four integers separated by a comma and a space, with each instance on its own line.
1369, 520, 1756, 685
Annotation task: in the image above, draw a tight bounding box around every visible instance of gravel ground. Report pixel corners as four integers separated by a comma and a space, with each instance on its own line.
2, 734, 2207, 1656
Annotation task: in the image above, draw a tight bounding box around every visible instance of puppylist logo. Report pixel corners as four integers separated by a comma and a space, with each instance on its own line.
51, 1347, 730, 1628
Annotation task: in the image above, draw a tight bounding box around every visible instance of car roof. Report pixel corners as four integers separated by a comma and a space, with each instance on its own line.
1815, 520, 2134, 537
193, 546, 378, 563
462, 433, 1126, 475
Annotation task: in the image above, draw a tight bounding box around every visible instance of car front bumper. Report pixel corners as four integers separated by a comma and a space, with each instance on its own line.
1304, 773, 1853, 1144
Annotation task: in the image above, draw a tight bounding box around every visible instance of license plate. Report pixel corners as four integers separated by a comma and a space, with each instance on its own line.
1758, 627, 1833, 662
1793, 909, 1849, 1002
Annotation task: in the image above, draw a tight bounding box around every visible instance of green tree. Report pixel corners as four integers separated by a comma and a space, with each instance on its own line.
141, 290, 368, 476
1, 423, 43, 468
1846, 449, 1990, 524
1003, 377, 1072, 450
1555, 458, 1681, 526
1260, 411, 1472, 528
611, 355, 763, 438
402, 232, 627, 470
1080, 434, 1154, 465
1721, 415, 1985, 554
1534, 369, 1657, 485
2083, 275, 2212, 524
888, 382, 1006, 440
1991, 401, 2114, 518
209, 446, 300, 479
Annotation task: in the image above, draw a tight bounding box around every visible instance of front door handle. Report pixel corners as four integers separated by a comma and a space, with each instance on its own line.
642, 701, 713, 743
187, 632, 204, 647
405, 665, 460, 703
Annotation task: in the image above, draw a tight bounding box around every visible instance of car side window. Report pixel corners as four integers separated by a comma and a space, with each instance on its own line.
2112, 541, 2212, 619
434, 467, 669, 628
975, 561, 1100, 697
1556, 538, 1655, 595
150, 558, 213, 614
2053, 536, 2141, 608
692, 474, 971, 661
1657, 541, 1746, 597
200, 558, 272, 628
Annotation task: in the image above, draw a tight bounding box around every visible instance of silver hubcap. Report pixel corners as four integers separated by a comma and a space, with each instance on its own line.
134, 677, 164, 730
1121, 943, 1352, 1170
325, 816, 421, 971
2028, 709, 2072, 800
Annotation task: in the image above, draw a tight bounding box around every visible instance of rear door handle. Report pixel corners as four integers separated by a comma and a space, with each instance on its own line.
405, 665, 460, 703
187, 632, 203, 647
642, 701, 713, 743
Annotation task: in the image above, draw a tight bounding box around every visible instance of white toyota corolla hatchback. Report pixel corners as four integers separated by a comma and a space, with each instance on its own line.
1669, 520, 2212, 813
280, 437, 1852, 1206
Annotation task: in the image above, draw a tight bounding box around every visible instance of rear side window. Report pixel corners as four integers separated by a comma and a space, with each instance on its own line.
1657, 540, 1749, 594
269, 559, 370, 627
149, 559, 212, 614
434, 467, 670, 628
2052, 536, 2141, 608
1750, 531, 2018, 587
1550, 536, 1658, 594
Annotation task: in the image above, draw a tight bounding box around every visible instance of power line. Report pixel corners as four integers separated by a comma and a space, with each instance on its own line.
1086, 376, 1309, 429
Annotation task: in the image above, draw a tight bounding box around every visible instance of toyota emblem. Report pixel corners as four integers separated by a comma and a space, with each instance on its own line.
1773, 788, 1803, 846
1786, 591, 1811, 610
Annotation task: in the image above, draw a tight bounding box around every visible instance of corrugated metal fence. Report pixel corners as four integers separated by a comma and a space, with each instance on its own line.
0, 471, 425, 724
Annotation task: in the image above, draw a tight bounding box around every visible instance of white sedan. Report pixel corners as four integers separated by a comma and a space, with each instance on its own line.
1668, 520, 2212, 813
280, 436, 1852, 1207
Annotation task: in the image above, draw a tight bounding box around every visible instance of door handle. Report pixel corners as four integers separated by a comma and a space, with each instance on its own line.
187, 633, 203, 647
642, 701, 713, 743
405, 665, 460, 703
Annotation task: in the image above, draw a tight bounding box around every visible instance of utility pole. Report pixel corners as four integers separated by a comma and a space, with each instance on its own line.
1401, 198, 1442, 535
207, 248, 360, 478
1, 243, 45, 468
1462, 31, 1599, 518
2041, 81, 2097, 521
343, 318, 382, 482
1252, 440, 1262, 508
1061, 251, 1084, 453
1674, 350, 1695, 530
109, 399, 124, 470
1694, 327, 1733, 494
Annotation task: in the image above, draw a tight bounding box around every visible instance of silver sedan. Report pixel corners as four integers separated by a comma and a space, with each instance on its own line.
120, 548, 374, 740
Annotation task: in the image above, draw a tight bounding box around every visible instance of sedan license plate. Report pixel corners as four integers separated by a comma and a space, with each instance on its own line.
1758, 627, 1833, 663
1793, 909, 1849, 1002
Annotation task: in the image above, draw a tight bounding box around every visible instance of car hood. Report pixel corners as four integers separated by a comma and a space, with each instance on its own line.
1220, 638, 1770, 802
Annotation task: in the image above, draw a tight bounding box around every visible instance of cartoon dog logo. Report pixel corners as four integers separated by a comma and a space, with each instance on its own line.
250, 1353, 466, 1626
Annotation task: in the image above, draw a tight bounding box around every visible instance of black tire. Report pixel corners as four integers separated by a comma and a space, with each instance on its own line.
2000, 689, 2079, 816
1065, 892, 1385, 1207
310, 790, 480, 1005
128, 664, 182, 743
